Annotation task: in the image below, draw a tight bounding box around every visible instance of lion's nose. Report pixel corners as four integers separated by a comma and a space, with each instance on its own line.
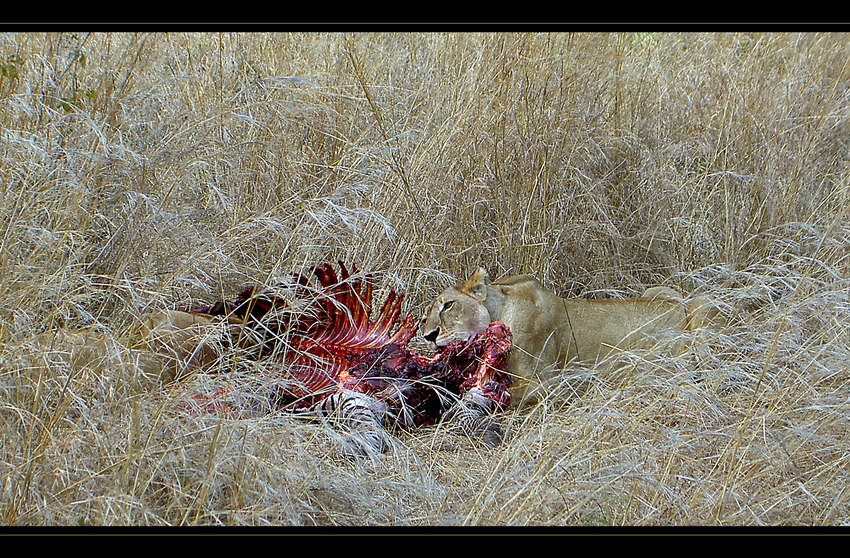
423, 328, 439, 343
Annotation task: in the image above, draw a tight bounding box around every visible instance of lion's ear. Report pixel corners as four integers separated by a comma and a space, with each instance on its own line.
461, 267, 490, 301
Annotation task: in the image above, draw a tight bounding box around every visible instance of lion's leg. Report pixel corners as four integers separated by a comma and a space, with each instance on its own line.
685, 296, 723, 363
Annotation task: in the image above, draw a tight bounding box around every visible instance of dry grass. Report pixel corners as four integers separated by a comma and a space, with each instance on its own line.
1, 31, 849, 527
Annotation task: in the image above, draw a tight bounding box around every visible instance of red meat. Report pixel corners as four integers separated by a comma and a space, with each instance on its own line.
191, 262, 512, 426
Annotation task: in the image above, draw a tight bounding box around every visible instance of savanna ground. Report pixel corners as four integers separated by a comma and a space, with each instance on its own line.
1, 31, 849, 528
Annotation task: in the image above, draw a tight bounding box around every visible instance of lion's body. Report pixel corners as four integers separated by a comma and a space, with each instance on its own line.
135, 309, 221, 383
422, 268, 716, 405
30, 309, 220, 386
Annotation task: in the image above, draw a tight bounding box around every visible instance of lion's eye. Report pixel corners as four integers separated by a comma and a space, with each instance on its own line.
442, 300, 454, 313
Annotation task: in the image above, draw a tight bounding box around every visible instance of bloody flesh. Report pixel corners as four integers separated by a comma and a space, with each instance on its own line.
191, 262, 512, 425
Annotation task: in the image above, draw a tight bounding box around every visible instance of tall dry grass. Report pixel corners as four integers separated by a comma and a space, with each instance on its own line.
1, 31, 849, 527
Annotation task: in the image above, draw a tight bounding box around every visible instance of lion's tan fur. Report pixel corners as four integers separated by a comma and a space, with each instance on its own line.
34, 310, 223, 385
134, 310, 221, 383
421, 268, 718, 405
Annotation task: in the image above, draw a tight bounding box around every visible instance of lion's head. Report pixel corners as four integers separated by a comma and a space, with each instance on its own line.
421, 267, 492, 348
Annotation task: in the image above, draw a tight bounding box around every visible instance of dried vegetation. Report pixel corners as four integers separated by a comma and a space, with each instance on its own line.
1, 31, 849, 527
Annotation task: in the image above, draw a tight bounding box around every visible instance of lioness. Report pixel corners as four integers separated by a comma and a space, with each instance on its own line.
421, 268, 716, 405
